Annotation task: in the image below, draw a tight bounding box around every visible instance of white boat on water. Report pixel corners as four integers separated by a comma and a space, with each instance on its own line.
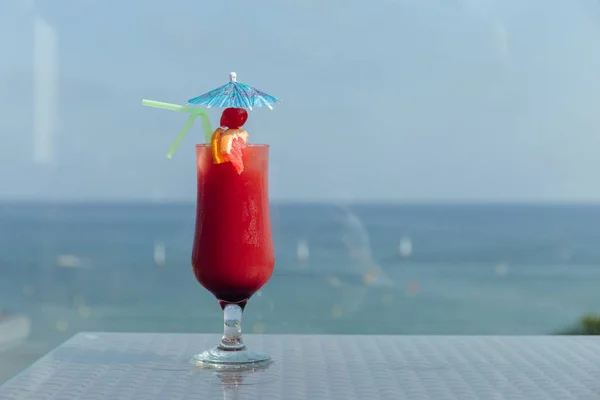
154, 241, 166, 267
297, 239, 310, 263
399, 236, 413, 258
0, 312, 32, 353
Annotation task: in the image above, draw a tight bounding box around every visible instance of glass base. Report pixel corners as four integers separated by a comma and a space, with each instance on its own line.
191, 346, 272, 370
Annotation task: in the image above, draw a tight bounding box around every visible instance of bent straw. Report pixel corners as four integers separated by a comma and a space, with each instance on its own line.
142, 99, 213, 158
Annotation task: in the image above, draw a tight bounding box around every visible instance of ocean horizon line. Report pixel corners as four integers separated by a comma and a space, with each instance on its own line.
2, 199, 600, 207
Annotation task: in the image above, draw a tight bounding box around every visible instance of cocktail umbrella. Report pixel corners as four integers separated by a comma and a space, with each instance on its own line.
188, 72, 281, 110
142, 72, 280, 158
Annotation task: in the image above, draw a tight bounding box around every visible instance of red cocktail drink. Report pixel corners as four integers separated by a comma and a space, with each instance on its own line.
144, 72, 280, 370
192, 144, 274, 305
191, 139, 274, 368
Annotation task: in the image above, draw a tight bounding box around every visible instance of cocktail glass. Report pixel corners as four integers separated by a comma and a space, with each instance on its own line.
191, 144, 274, 369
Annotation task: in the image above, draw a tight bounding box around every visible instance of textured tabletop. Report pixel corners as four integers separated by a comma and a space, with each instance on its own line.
1, 333, 600, 400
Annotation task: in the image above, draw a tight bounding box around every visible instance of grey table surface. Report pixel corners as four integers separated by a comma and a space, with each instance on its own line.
1, 333, 600, 400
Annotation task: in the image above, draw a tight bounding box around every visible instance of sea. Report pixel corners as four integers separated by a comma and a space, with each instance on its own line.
1, 202, 600, 383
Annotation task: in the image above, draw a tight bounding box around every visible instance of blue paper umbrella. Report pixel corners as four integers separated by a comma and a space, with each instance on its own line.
187, 72, 281, 110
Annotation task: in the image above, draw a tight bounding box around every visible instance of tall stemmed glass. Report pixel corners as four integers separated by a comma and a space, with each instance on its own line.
191, 144, 274, 368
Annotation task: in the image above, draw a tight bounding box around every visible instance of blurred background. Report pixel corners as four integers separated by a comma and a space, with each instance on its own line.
2, 0, 600, 384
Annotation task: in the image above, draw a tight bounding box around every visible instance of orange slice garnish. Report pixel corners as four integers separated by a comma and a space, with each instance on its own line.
219, 128, 248, 154
210, 127, 249, 174
210, 128, 227, 164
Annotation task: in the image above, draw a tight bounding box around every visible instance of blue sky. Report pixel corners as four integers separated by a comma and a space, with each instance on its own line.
1, 0, 600, 202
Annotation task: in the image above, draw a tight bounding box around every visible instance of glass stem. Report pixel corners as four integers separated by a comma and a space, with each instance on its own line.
219, 303, 246, 351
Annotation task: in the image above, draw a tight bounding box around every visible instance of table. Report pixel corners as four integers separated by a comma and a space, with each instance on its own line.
1, 333, 599, 399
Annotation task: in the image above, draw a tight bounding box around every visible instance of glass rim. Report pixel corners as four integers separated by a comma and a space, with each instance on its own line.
196, 144, 269, 148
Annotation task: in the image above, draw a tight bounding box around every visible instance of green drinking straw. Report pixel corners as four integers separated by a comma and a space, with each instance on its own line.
142, 99, 213, 159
